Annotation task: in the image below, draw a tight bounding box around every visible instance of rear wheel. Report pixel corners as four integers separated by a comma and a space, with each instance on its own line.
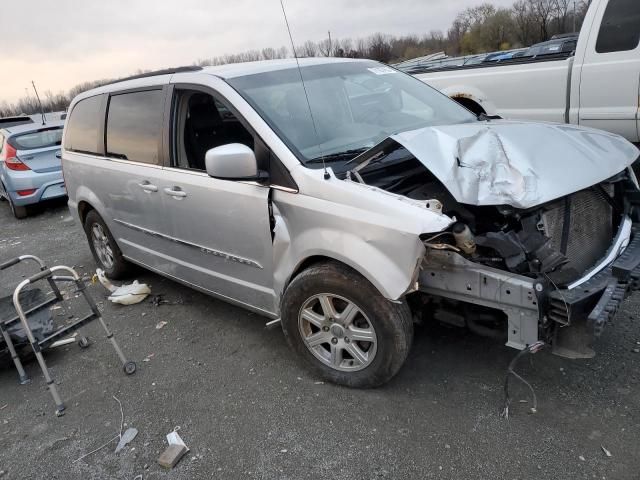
83, 210, 131, 279
8, 195, 28, 219
281, 262, 413, 388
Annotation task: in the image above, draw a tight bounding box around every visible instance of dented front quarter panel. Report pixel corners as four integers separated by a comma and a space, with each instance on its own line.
392, 120, 639, 208
271, 166, 454, 303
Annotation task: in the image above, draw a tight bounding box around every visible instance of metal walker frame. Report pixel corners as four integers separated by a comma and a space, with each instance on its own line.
0, 255, 136, 416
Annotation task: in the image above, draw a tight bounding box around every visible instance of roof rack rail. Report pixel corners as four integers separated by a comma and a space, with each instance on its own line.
105, 66, 203, 86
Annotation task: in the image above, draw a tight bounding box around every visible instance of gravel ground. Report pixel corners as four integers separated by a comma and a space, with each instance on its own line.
0, 199, 639, 480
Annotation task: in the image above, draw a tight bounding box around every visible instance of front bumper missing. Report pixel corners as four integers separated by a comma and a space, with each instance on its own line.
418, 219, 640, 354
548, 226, 640, 341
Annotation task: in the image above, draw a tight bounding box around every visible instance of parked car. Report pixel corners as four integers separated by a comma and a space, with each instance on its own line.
409, 0, 640, 145
0, 120, 66, 218
522, 35, 579, 57
62, 59, 640, 387
0, 116, 34, 129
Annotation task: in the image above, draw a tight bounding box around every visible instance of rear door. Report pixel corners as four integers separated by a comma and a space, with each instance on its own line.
101, 87, 178, 271
577, 0, 640, 142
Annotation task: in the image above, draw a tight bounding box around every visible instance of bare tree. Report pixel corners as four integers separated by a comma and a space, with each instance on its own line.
529, 0, 555, 40
553, 0, 572, 33
367, 33, 393, 62
512, 0, 536, 45
299, 40, 318, 57
317, 38, 333, 56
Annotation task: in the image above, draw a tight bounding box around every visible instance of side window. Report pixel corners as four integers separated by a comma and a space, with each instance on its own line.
64, 95, 103, 154
106, 89, 164, 164
596, 0, 640, 53
172, 90, 254, 170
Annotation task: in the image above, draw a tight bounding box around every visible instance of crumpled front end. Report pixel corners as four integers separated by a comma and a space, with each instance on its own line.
341, 120, 640, 356
415, 170, 640, 357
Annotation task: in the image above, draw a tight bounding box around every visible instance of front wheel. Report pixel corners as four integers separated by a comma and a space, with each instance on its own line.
281, 262, 413, 388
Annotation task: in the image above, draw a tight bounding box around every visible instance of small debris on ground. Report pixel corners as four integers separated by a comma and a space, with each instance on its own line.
94, 269, 151, 305
0, 405, 7, 411
143, 353, 155, 362
156, 321, 168, 330
115, 428, 138, 453
151, 294, 183, 307
579, 455, 586, 461
158, 444, 188, 469
167, 429, 189, 451
601, 445, 612, 457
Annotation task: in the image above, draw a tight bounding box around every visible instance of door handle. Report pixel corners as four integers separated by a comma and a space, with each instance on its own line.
163, 187, 187, 198
138, 182, 158, 193
55, 152, 62, 159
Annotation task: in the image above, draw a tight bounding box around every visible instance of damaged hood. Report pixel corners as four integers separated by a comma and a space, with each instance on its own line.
391, 121, 639, 208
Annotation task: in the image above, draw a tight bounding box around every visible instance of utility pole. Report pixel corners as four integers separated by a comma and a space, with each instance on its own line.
328, 30, 332, 56
31, 81, 46, 125
573, 0, 577, 32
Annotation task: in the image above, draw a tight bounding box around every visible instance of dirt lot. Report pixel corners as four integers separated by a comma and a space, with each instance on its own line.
0, 199, 639, 479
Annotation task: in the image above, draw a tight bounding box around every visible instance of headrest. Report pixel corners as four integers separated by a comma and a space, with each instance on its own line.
189, 100, 222, 130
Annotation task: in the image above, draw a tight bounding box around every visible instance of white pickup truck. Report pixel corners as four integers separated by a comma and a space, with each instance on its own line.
414, 0, 640, 144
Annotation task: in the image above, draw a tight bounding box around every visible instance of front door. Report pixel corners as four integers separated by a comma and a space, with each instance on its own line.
158, 87, 276, 315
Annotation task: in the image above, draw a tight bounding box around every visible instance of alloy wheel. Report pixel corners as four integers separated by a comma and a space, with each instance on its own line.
91, 223, 115, 269
298, 293, 377, 372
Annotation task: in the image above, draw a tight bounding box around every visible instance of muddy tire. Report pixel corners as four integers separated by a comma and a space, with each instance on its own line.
83, 210, 130, 279
8, 196, 28, 219
281, 262, 413, 388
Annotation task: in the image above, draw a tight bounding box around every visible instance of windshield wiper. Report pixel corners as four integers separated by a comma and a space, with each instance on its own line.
306, 148, 370, 164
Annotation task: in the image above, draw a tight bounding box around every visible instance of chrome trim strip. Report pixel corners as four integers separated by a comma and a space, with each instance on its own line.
113, 218, 263, 269
63, 150, 165, 169
567, 216, 633, 289
122, 254, 278, 318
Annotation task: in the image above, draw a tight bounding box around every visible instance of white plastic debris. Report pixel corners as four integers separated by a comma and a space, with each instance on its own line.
115, 428, 138, 453
95, 269, 151, 305
167, 428, 189, 452
601, 445, 612, 457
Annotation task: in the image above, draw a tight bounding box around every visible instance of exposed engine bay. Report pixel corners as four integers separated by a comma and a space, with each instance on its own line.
342, 140, 640, 358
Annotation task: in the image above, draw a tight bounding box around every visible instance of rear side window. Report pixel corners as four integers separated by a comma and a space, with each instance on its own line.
11, 128, 63, 150
64, 95, 103, 154
596, 0, 640, 53
106, 90, 164, 164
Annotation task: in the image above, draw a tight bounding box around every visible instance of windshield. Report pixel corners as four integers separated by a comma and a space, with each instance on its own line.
227, 61, 476, 168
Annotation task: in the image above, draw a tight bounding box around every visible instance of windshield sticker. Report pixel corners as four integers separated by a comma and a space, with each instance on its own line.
367, 66, 397, 75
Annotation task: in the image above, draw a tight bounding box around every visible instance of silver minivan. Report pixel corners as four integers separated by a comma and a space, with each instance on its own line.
62, 58, 640, 387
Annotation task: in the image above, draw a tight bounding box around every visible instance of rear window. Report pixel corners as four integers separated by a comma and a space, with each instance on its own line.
0, 117, 33, 128
64, 95, 104, 154
106, 89, 164, 164
596, 0, 640, 53
11, 128, 63, 150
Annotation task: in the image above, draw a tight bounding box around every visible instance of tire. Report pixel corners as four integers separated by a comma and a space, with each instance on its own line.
8, 195, 28, 219
281, 262, 413, 388
83, 209, 131, 279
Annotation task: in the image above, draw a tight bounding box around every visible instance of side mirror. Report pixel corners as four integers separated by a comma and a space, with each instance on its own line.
205, 143, 265, 181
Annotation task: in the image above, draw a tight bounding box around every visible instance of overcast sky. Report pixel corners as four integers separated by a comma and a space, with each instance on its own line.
1, 0, 514, 104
